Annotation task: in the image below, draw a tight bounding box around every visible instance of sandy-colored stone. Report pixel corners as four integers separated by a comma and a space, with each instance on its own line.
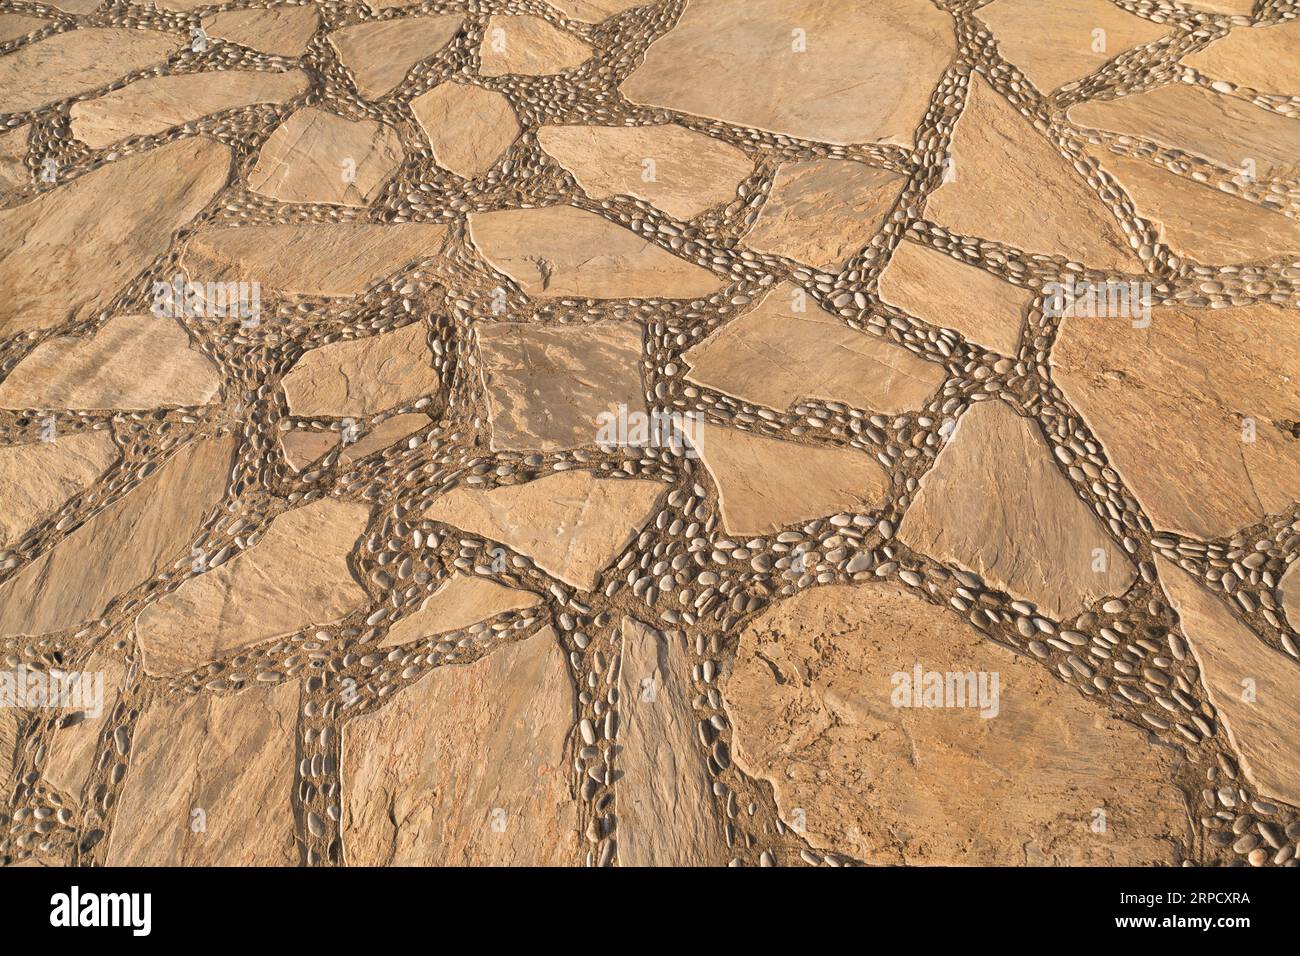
1054, 303, 1300, 539
878, 240, 1031, 354
981, 0, 1169, 93
617, 618, 727, 866
696, 424, 889, 537
725, 583, 1188, 864
411, 82, 519, 179
201, 6, 321, 58
45, 0, 100, 12
70, 69, 308, 149
0, 137, 231, 338
136, 499, 369, 676
0, 436, 234, 640
1185, 22, 1300, 94
0, 431, 118, 547
181, 223, 448, 297
0, 314, 222, 411
248, 107, 402, 206
538, 124, 751, 220
280, 429, 338, 472
343, 625, 578, 865
41, 652, 127, 799
546, 0, 643, 21
1159, 559, 1300, 808
106, 682, 298, 866
328, 16, 462, 99
0, 27, 180, 114
478, 321, 645, 452
899, 401, 1135, 618
1087, 148, 1298, 263
0, 708, 16, 789
622, 0, 952, 146
684, 283, 945, 414
339, 413, 430, 465
0, 124, 29, 193
1280, 560, 1300, 631
1069, 83, 1300, 182
926, 76, 1140, 271
0, 13, 47, 43
478, 15, 592, 76
282, 322, 438, 418
1187, 0, 1262, 16
741, 159, 905, 269
468, 206, 721, 299
380, 573, 541, 647
424, 471, 664, 590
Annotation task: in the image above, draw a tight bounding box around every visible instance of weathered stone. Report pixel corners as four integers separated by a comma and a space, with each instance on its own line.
380, 573, 541, 647
726, 583, 1188, 864
617, 618, 727, 866
0, 124, 29, 193
343, 625, 578, 865
0, 13, 46, 44
106, 682, 299, 866
545, 0, 643, 22
411, 82, 519, 179
478, 15, 592, 76
1054, 304, 1300, 539
0, 707, 16, 790
136, 499, 370, 675
467, 206, 721, 299
478, 321, 645, 451
423, 471, 665, 590
0, 137, 231, 337
1159, 559, 1300, 807
0, 314, 222, 411
280, 429, 339, 472
247, 107, 402, 207
0, 431, 118, 548
328, 16, 462, 99
338, 413, 430, 465
538, 123, 751, 220
0, 436, 235, 640
684, 283, 945, 413
282, 322, 438, 418
201, 6, 321, 57
1280, 560, 1300, 631
696, 424, 889, 537
41, 652, 127, 799
1184, 21, 1300, 94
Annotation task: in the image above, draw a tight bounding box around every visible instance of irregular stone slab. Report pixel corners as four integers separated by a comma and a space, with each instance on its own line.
0, 137, 231, 338
1054, 303, 1300, 539
380, 573, 541, 647
617, 618, 727, 866
537, 124, 751, 220
467, 206, 720, 299
181, 222, 448, 297
339, 412, 430, 465
328, 16, 462, 99
1191, 0, 1257, 12
725, 583, 1188, 864
1281, 559, 1300, 631
1185, 21, 1300, 95
201, 6, 321, 57
41, 652, 127, 799
411, 82, 519, 179
1087, 147, 1298, 263
70, 69, 309, 149
343, 625, 578, 865
926, 76, 1140, 271
742, 159, 905, 269
282, 322, 438, 418
0, 436, 235, 640
478, 15, 593, 76
135, 499, 369, 675
0, 707, 15, 789
622, 0, 953, 146
899, 401, 1135, 618
0, 431, 118, 547
546, 0, 643, 21
877, 240, 1031, 354
478, 321, 646, 451
1069, 83, 1300, 182
1159, 559, 1300, 807
0, 27, 181, 115
248, 106, 402, 207
280, 429, 338, 472
0, 124, 29, 193
50, 0, 105, 10
0, 314, 222, 411
981, 0, 1168, 93
423, 471, 665, 590
684, 283, 944, 414
696, 424, 889, 537
0, 13, 47, 43
106, 681, 299, 866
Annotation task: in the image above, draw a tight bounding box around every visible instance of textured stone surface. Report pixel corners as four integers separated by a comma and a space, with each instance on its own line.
424, 471, 665, 589
135, 499, 370, 675
343, 625, 578, 865
0, 431, 118, 547
280, 429, 339, 472
282, 322, 439, 417
546, 0, 643, 22
684, 283, 945, 413
478, 320, 645, 451
248, 106, 403, 206
696, 424, 889, 537
1281, 560, 1300, 631
328, 16, 462, 99
201, 6, 321, 57
468, 206, 721, 298
899, 401, 1136, 618
380, 573, 541, 647
0, 13, 46, 43
411, 82, 519, 179
0, 124, 29, 193
726, 583, 1189, 864
41, 652, 127, 799
0, 137, 231, 337
337, 413, 430, 466
1184, 21, 1300, 94
538, 123, 751, 219
478, 15, 593, 77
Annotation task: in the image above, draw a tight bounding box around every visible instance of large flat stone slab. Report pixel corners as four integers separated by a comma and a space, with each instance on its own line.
41, 652, 127, 800
0, 431, 118, 548
478, 15, 592, 76
411, 82, 519, 179
380, 573, 541, 648
248, 106, 402, 207
282, 322, 439, 418
328, 16, 462, 99
201, 6, 321, 58
1184, 21, 1300, 95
